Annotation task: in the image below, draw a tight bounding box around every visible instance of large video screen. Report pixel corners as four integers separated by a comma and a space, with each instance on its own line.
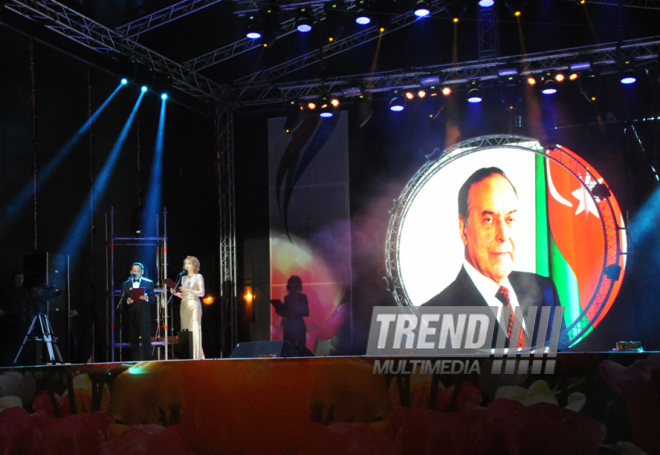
387, 135, 626, 346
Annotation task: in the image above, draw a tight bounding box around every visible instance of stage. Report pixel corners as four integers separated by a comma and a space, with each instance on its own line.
1, 352, 659, 454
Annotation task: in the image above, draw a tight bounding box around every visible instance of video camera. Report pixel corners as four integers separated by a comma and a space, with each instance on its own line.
28, 284, 62, 313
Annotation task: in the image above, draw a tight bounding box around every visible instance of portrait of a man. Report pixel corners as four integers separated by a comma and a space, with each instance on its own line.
423, 167, 566, 347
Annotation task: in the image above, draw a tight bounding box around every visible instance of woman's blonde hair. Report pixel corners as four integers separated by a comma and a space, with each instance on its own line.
185, 256, 200, 273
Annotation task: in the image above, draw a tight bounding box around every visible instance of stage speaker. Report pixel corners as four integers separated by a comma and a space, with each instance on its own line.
176, 329, 193, 359
231, 340, 299, 358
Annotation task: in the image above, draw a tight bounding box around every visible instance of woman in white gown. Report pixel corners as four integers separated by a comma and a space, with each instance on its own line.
172, 256, 205, 360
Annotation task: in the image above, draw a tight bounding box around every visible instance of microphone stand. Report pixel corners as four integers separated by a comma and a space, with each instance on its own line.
165, 273, 185, 357
116, 280, 130, 310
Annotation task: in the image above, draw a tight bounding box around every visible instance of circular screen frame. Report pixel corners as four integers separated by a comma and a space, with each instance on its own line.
385, 135, 626, 346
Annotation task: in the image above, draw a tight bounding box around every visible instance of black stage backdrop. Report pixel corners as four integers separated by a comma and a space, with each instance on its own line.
2, 25, 660, 361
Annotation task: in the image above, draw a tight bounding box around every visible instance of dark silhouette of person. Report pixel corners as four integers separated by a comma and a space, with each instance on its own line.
271, 276, 309, 356
0, 271, 29, 365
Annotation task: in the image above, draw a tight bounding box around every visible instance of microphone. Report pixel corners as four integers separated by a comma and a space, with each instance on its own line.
178, 270, 187, 276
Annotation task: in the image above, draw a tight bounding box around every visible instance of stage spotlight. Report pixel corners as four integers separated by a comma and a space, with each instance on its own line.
245, 13, 262, 39
500, 76, 521, 111
319, 97, 335, 118
307, 101, 317, 110
555, 73, 565, 83
579, 69, 600, 102
418, 90, 427, 98
331, 98, 340, 107
405, 91, 415, 100
620, 61, 637, 84
420, 75, 441, 87
413, 0, 431, 17
161, 93, 168, 100
497, 68, 519, 78
467, 81, 482, 103
592, 183, 612, 199
620, 69, 636, 85
526, 76, 537, 86
342, 86, 362, 97
324, 0, 346, 42
284, 100, 304, 133
467, 89, 482, 103
542, 81, 557, 95
262, 7, 281, 47
541, 72, 557, 95
441, 86, 452, 96
479, 0, 494, 6
425, 90, 444, 119
604, 264, 622, 281
505, 0, 526, 16
390, 91, 405, 111
203, 295, 215, 305
121, 78, 128, 85
569, 61, 591, 72
569, 73, 579, 81
141, 86, 148, 92
447, 2, 468, 22
355, 0, 371, 24
296, 7, 313, 33
540, 140, 557, 151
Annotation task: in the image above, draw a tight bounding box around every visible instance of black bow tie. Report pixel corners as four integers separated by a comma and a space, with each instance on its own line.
133, 279, 139, 283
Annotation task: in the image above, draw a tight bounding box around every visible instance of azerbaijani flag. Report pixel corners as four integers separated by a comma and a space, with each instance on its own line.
535, 148, 626, 346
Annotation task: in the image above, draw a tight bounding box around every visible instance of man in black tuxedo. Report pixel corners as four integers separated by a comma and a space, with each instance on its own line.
120, 262, 155, 361
424, 167, 566, 348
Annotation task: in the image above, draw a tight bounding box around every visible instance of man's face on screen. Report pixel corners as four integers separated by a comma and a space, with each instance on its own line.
460, 174, 518, 285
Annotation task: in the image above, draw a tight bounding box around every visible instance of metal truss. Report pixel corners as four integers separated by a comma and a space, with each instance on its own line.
186, 10, 310, 71
115, 0, 223, 39
478, 0, 499, 60
114, 0, 343, 43
4, 0, 223, 101
216, 104, 238, 356
561, 0, 660, 9
235, 0, 457, 84
229, 34, 660, 106
185, 0, 363, 71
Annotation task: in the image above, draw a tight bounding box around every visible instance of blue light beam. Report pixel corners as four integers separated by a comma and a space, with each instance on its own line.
143, 97, 166, 239
58, 91, 146, 259
1, 83, 124, 234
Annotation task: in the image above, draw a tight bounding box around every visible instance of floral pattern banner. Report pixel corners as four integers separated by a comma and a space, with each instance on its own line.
1, 353, 659, 454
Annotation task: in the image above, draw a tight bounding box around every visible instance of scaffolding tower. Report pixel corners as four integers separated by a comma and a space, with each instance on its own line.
105, 207, 171, 362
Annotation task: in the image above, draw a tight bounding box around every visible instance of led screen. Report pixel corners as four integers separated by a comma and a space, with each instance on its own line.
389, 136, 626, 345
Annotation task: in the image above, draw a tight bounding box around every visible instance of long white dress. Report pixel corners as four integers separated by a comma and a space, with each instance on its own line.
180, 273, 205, 360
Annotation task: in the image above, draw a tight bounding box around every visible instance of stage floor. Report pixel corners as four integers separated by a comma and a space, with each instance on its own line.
1, 353, 659, 454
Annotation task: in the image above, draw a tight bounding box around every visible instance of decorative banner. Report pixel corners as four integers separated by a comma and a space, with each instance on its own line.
387, 135, 626, 346
268, 113, 352, 354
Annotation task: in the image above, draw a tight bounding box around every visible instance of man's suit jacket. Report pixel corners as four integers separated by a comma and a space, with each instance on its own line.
120, 278, 156, 306
423, 267, 567, 349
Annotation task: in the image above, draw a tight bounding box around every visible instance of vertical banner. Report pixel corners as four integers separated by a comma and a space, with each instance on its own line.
268, 112, 352, 354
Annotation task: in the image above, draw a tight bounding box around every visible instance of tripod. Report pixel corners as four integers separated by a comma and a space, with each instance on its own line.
14, 311, 63, 365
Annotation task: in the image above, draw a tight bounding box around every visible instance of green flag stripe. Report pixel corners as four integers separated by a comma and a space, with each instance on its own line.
549, 229, 584, 338
535, 154, 550, 277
